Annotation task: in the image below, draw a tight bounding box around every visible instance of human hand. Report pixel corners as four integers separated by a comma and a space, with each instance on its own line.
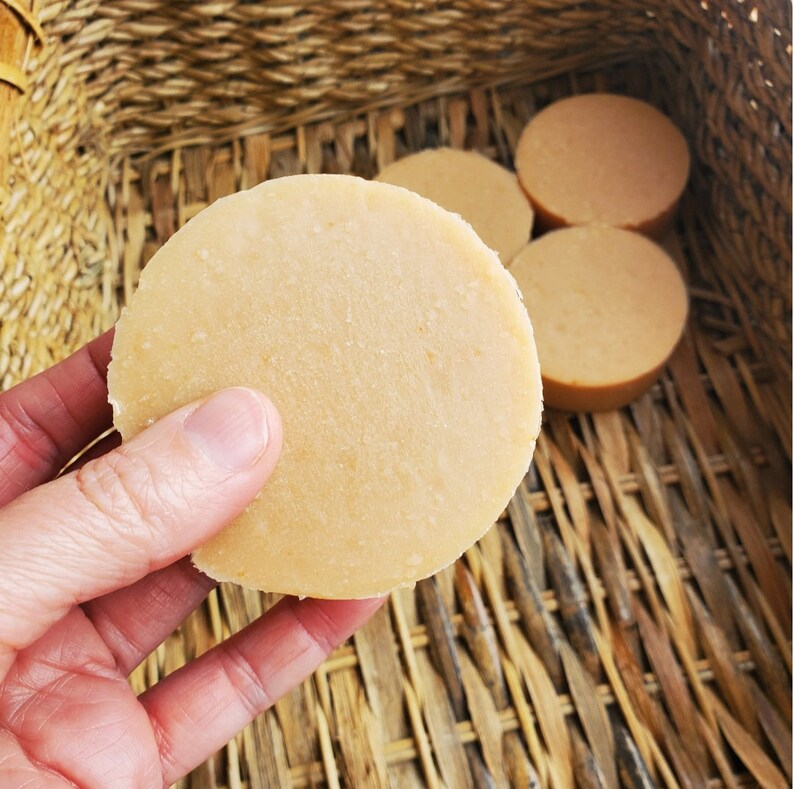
0, 330, 384, 787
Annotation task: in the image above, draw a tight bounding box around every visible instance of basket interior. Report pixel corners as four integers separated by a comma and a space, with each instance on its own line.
108, 58, 791, 788
1, 3, 792, 788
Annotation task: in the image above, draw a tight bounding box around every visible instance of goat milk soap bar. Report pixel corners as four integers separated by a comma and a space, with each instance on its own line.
509, 226, 688, 412
515, 93, 690, 238
108, 175, 543, 598
376, 148, 534, 263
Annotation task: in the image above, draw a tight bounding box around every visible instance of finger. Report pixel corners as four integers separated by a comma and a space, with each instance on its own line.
0, 329, 114, 506
82, 558, 216, 675
140, 595, 385, 783
0, 387, 282, 682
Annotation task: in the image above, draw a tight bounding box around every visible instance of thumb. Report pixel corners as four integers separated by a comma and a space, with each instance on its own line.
0, 387, 281, 680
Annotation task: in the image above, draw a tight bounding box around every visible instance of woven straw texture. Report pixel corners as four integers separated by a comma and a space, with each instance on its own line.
2, 1, 792, 787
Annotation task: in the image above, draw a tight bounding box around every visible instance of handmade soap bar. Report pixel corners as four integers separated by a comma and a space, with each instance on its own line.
108, 175, 543, 598
376, 148, 534, 263
515, 94, 690, 238
509, 226, 688, 412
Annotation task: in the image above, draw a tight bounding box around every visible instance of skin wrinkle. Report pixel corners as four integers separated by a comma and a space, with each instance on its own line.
132, 567, 213, 636
69, 450, 211, 582
145, 705, 184, 782
1, 532, 156, 679
0, 574, 73, 674
75, 453, 166, 552
5, 633, 118, 718
6, 374, 91, 461
0, 334, 112, 500
83, 560, 217, 676
83, 601, 155, 677
2, 514, 121, 599
143, 561, 213, 614
215, 639, 274, 720
0, 514, 130, 658
72, 432, 239, 564
3, 694, 79, 787
73, 728, 148, 787
0, 399, 62, 481
0, 562, 107, 669
10, 681, 67, 740
2, 612, 160, 789
288, 596, 340, 656
32, 376, 86, 449
11, 697, 145, 789
0, 729, 78, 789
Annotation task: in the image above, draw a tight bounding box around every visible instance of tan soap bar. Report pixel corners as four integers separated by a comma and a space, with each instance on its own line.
515, 93, 690, 238
509, 226, 688, 412
108, 175, 543, 599
376, 148, 534, 263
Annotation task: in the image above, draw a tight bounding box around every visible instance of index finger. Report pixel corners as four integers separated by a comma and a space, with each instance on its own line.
0, 329, 114, 506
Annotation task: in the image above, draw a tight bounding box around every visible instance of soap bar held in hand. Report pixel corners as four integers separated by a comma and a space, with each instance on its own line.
108, 175, 543, 598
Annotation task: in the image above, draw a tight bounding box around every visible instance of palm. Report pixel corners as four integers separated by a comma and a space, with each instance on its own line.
1, 606, 163, 787
0, 331, 381, 787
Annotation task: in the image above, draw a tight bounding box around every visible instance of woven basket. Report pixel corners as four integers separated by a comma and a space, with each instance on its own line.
2, 1, 791, 787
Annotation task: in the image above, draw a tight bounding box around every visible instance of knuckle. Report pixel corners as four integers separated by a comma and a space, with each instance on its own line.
217, 640, 273, 718
72, 450, 185, 556
0, 398, 60, 474
289, 598, 337, 655
148, 713, 185, 782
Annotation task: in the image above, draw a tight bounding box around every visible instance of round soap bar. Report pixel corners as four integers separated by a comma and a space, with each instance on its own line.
108, 175, 543, 598
376, 148, 534, 263
509, 226, 688, 412
515, 93, 690, 238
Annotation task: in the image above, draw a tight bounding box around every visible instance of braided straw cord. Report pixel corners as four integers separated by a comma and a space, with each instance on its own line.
0, 0, 39, 178
2, 1, 792, 787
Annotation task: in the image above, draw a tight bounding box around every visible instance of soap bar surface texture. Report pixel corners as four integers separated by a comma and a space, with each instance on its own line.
109, 175, 543, 598
509, 226, 688, 412
515, 93, 689, 237
376, 148, 533, 263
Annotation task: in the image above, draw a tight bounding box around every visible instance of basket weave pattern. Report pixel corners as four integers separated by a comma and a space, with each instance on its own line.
2, 2, 792, 787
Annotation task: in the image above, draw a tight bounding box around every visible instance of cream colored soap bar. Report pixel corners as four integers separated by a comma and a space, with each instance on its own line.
509, 226, 688, 412
109, 175, 543, 598
515, 94, 690, 238
376, 148, 534, 263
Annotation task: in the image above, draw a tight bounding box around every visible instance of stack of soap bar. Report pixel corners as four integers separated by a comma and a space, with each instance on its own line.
509, 226, 688, 412
108, 174, 543, 598
515, 93, 690, 238
376, 148, 534, 263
